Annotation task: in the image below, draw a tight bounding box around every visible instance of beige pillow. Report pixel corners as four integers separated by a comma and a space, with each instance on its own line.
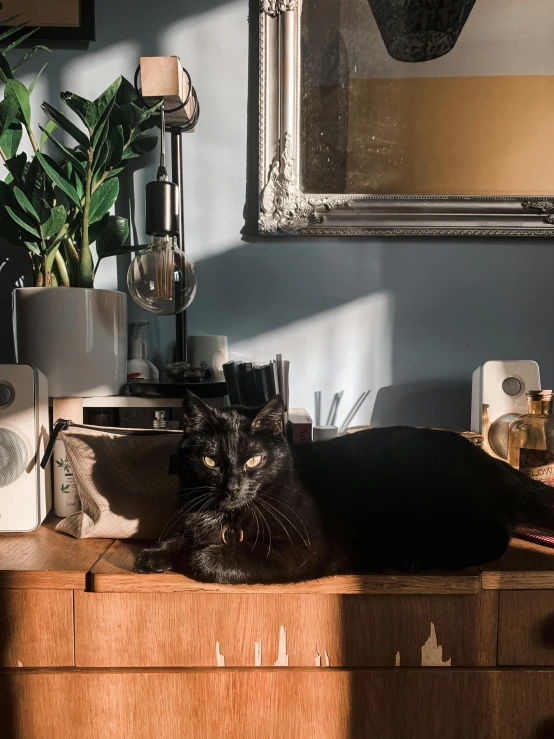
55, 425, 182, 539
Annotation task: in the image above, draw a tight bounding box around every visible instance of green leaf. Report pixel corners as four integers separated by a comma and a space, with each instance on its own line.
115, 77, 138, 106
13, 186, 39, 222
0, 53, 13, 84
0, 214, 25, 245
35, 152, 82, 209
0, 124, 22, 159
0, 94, 19, 139
4, 28, 40, 55
39, 118, 58, 150
107, 125, 124, 168
0, 22, 30, 44
24, 240, 41, 256
5, 205, 40, 239
105, 166, 125, 180
42, 204, 67, 239
28, 62, 48, 95
41, 102, 89, 148
88, 178, 119, 224
6, 80, 31, 129
88, 212, 109, 244
95, 215, 130, 260
117, 102, 148, 133
94, 77, 121, 120
39, 124, 86, 176
60, 91, 97, 133
130, 135, 158, 156
93, 139, 109, 175
73, 173, 84, 200
23, 157, 41, 200
4, 152, 26, 184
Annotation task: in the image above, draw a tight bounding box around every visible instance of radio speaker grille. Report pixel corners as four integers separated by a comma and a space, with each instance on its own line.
0, 428, 28, 487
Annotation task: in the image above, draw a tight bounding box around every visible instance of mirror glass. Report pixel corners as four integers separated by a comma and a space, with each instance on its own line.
301, 0, 554, 196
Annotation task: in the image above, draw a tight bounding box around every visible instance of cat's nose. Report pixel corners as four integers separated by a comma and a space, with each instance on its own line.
226, 481, 240, 496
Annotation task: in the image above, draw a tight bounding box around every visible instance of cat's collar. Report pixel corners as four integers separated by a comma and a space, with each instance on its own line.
221, 521, 244, 545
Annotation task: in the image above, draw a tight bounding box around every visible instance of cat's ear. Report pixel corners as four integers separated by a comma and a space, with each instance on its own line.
182, 390, 215, 432
251, 396, 284, 435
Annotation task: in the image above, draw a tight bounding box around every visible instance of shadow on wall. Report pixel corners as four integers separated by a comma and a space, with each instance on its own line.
188, 236, 554, 427
371, 380, 471, 429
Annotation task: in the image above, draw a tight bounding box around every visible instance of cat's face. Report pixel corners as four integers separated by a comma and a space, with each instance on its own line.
178, 393, 290, 513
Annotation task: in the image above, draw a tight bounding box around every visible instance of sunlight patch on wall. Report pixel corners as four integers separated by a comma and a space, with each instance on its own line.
162, 1, 248, 262
231, 291, 394, 427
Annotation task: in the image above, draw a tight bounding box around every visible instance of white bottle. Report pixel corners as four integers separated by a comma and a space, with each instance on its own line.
127, 321, 160, 381
53, 440, 80, 517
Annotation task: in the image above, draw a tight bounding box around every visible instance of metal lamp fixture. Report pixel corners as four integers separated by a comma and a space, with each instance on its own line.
368, 0, 477, 62
127, 106, 197, 316
127, 57, 200, 362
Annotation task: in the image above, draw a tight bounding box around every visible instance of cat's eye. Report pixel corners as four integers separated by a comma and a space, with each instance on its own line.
245, 455, 262, 469
203, 456, 217, 468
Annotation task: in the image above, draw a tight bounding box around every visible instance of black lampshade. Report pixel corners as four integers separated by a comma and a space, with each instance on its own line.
368, 0, 477, 62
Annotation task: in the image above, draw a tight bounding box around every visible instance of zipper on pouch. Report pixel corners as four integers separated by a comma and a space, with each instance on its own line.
40, 418, 180, 469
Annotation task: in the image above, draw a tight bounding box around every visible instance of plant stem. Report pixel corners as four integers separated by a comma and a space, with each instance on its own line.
42, 255, 50, 287
54, 250, 70, 286
79, 148, 94, 287
26, 126, 38, 153
0, 146, 6, 163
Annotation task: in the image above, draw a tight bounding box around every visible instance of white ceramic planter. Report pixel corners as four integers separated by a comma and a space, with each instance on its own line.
13, 287, 127, 398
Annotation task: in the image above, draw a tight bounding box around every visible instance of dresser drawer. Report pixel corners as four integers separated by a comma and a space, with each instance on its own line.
499, 590, 554, 665
74, 590, 497, 668
0, 590, 73, 667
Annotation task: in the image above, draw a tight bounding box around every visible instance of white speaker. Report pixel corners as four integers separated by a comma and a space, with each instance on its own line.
471, 360, 541, 460
0, 365, 51, 531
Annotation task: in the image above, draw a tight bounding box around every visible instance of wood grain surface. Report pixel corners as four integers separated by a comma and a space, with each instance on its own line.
498, 590, 554, 666
481, 537, 554, 590
0, 590, 73, 667
74, 590, 497, 668
90, 540, 481, 594
52, 398, 83, 424
0, 516, 113, 589
3, 669, 554, 739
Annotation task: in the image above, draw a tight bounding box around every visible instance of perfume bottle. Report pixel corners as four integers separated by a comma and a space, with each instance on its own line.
507, 390, 554, 486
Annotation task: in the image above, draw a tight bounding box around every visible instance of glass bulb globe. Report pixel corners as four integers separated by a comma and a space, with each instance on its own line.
127, 235, 198, 315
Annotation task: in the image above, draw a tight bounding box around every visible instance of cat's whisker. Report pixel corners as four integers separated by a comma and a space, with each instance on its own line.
159, 492, 215, 541
247, 502, 261, 551
259, 496, 310, 549
258, 492, 311, 547
252, 500, 272, 559
256, 497, 295, 552
142, 486, 216, 532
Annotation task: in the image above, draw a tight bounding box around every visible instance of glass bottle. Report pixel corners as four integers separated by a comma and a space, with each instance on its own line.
507, 390, 554, 486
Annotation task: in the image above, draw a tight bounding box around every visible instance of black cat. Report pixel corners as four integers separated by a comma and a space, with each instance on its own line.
134, 392, 554, 583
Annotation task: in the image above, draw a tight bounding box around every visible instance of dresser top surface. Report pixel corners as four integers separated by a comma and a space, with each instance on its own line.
0, 517, 552, 592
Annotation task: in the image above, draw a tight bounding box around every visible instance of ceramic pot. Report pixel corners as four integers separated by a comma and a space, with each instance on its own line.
13, 288, 127, 398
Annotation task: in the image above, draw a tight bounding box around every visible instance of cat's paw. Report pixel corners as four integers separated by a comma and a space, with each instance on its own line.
134, 548, 172, 573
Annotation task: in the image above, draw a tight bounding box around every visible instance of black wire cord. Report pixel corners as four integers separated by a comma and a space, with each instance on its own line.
133, 63, 200, 133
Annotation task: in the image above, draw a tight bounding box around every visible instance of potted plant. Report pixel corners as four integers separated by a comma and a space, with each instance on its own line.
2, 21, 161, 396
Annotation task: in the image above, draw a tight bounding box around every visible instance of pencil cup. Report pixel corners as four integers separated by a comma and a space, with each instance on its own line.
313, 425, 338, 441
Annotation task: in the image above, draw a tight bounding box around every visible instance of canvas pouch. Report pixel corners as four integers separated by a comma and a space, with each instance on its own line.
43, 421, 182, 539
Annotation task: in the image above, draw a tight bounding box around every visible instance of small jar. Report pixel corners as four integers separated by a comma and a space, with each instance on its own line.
508, 390, 554, 486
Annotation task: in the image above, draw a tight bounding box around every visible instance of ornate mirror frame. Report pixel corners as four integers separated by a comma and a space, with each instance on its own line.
258, 1, 554, 237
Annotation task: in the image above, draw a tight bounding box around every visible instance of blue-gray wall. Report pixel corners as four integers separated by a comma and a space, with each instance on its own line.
2, 0, 554, 429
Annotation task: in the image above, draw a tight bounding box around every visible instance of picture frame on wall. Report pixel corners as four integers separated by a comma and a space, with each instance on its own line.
259, 0, 554, 237
0, 0, 95, 43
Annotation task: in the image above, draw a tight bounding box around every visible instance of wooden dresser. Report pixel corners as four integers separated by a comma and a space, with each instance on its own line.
1, 519, 554, 739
